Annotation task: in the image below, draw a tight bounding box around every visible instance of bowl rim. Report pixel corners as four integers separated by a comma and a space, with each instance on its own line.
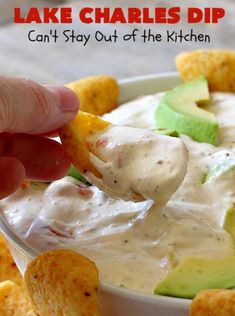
119, 71, 178, 83
0, 71, 191, 309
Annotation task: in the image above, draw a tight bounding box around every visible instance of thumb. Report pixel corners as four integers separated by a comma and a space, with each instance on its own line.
0, 76, 79, 134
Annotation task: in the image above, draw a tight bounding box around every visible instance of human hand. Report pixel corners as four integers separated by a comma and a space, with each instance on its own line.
0, 76, 79, 199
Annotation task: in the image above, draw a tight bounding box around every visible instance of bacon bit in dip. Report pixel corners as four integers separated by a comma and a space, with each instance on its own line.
96, 138, 108, 148
77, 186, 93, 199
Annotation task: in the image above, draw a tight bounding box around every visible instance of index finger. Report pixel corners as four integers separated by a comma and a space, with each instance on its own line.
3, 134, 70, 181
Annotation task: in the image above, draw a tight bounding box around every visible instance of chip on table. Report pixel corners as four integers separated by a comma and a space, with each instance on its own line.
67, 75, 119, 115
0, 280, 36, 316
190, 289, 235, 316
0, 234, 23, 287
176, 50, 235, 92
24, 249, 100, 316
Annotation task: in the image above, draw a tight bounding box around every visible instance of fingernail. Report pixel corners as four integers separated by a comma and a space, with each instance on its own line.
46, 86, 79, 112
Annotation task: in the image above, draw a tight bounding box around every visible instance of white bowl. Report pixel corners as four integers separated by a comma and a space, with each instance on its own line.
0, 73, 191, 316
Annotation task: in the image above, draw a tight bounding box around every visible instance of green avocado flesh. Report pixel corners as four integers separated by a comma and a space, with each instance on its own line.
155, 256, 235, 299
68, 165, 90, 186
155, 77, 218, 145
224, 207, 235, 240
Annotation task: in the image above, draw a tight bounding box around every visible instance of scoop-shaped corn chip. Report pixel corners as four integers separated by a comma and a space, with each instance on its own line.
67, 75, 119, 115
24, 249, 100, 316
60, 111, 110, 177
176, 50, 235, 92
0, 280, 36, 316
190, 289, 235, 316
0, 234, 23, 287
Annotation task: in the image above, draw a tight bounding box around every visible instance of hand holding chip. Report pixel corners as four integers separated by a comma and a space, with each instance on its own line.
0, 76, 79, 199
60, 76, 188, 204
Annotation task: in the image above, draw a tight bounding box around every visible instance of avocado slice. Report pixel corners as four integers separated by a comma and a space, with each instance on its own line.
224, 207, 235, 240
68, 165, 91, 186
155, 77, 218, 145
155, 256, 235, 299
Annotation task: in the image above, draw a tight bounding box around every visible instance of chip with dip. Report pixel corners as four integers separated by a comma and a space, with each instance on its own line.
60, 110, 188, 203
60, 111, 110, 178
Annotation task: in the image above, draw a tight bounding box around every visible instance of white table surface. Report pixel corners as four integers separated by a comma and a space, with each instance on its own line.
0, 0, 234, 84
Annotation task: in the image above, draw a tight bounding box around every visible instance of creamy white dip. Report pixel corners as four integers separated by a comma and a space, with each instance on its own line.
1, 92, 235, 294
86, 125, 187, 205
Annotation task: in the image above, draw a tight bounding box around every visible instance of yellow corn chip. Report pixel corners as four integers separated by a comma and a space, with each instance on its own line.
190, 289, 235, 316
24, 249, 100, 316
176, 50, 235, 92
60, 111, 110, 177
0, 234, 23, 287
61, 75, 118, 178
0, 280, 36, 316
67, 75, 119, 115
